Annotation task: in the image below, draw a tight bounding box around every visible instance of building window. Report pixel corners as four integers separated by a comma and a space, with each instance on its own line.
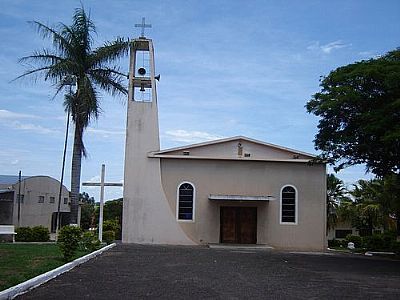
280, 185, 297, 224
38, 196, 45, 203
64, 198, 68, 204
335, 229, 352, 239
49, 196, 55, 203
176, 182, 195, 221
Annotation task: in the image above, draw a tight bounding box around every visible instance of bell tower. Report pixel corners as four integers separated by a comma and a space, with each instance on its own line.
122, 18, 193, 244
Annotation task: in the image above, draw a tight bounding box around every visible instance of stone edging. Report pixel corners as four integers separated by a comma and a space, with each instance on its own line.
0, 243, 116, 300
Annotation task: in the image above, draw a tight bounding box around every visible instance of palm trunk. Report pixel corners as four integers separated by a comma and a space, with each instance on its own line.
70, 124, 83, 225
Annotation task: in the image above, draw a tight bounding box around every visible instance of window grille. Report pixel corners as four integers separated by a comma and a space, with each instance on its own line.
281, 186, 296, 223
177, 183, 194, 221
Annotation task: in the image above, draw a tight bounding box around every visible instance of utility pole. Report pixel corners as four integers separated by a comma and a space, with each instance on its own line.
56, 75, 76, 240
17, 170, 21, 227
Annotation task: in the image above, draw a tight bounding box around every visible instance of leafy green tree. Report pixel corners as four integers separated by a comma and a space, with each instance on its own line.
80, 192, 96, 230
94, 198, 122, 239
104, 198, 123, 223
338, 177, 400, 238
306, 49, 400, 177
16, 7, 129, 224
326, 174, 348, 231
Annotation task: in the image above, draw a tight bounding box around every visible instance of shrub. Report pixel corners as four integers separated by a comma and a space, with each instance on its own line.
103, 219, 121, 240
344, 235, 362, 248
15, 227, 33, 242
363, 234, 385, 251
80, 231, 101, 252
328, 239, 341, 248
103, 219, 119, 231
381, 232, 396, 250
31, 226, 50, 242
390, 240, 400, 254
15, 226, 50, 242
58, 225, 82, 261
102, 230, 115, 244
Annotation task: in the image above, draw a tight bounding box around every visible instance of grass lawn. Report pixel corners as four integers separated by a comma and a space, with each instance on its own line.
0, 243, 89, 292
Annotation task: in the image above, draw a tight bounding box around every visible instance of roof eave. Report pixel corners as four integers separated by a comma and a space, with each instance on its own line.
152, 135, 316, 159
147, 153, 320, 164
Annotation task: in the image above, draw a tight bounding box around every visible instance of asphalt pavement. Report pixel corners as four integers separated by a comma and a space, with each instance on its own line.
17, 244, 400, 299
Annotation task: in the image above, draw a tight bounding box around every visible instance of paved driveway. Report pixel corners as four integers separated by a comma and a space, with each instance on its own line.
18, 244, 400, 299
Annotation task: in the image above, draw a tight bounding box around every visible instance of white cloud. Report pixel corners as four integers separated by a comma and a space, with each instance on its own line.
86, 128, 125, 138
0, 109, 40, 120
82, 175, 101, 190
7, 121, 59, 134
307, 40, 351, 54
88, 175, 101, 183
165, 129, 224, 144
358, 51, 382, 59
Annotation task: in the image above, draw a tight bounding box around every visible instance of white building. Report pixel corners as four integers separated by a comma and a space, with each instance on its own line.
0, 175, 73, 238
122, 36, 326, 250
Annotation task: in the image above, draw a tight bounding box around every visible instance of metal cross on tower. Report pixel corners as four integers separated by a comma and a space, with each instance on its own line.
135, 17, 152, 38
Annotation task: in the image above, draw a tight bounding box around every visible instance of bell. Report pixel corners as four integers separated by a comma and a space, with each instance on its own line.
138, 67, 146, 76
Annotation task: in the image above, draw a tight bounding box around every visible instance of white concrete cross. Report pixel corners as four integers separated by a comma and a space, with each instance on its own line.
135, 17, 152, 37
82, 164, 123, 242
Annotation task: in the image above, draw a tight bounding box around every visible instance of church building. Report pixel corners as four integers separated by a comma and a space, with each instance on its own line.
122, 32, 326, 250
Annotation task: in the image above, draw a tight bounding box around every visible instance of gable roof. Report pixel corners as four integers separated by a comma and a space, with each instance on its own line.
149, 136, 317, 163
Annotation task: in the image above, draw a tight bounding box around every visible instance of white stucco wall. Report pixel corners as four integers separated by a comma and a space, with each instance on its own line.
11, 176, 70, 230
160, 159, 326, 250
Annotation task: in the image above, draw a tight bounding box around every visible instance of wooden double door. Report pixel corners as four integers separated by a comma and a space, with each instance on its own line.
220, 207, 257, 244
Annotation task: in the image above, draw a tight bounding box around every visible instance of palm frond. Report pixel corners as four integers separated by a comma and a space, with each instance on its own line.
28, 21, 71, 56
89, 68, 128, 96
90, 38, 129, 67
71, 7, 96, 52
18, 51, 64, 66
12, 66, 53, 82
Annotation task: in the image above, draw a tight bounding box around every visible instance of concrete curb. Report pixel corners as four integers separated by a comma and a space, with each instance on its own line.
0, 243, 116, 300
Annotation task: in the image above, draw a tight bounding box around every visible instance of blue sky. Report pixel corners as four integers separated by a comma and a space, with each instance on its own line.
0, 0, 399, 201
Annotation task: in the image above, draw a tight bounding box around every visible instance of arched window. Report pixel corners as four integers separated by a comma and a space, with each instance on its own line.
280, 185, 297, 224
177, 182, 195, 221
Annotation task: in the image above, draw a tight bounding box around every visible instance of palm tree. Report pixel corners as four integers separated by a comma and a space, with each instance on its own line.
16, 7, 129, 224
326, 174, 348, 231
351, 179, 384, 236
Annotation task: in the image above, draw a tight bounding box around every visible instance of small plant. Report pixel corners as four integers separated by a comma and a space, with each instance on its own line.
58, 225, 82, 261
80, 231, 101, 252
15, 227, 33, 242
31, 226, 50, 242
102, 230, 115, 244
